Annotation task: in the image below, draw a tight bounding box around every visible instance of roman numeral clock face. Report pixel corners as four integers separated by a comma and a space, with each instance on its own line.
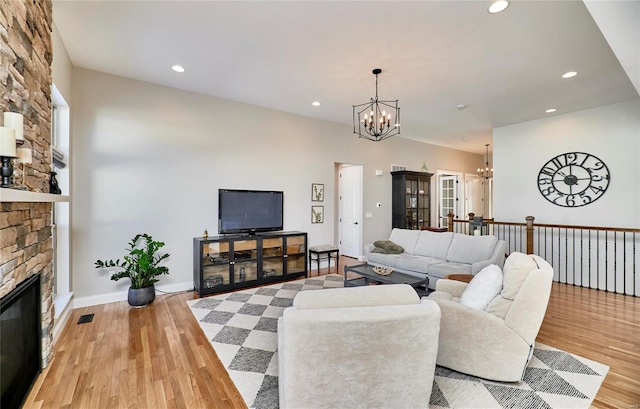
537, 152, 610, 207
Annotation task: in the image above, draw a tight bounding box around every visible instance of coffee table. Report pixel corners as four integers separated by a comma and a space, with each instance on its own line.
344, 263, 429, 296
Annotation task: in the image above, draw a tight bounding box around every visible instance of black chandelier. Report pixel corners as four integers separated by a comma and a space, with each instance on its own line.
353, 68, 400, 142
477, 144, 494, 178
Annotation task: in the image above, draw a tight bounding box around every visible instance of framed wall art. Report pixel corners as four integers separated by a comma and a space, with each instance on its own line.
312, 183, 324, 202
311, 206, 324, 223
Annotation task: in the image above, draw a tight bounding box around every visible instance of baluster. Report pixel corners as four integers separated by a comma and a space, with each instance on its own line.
613, 231, 617, 292
634, 233, 637, 296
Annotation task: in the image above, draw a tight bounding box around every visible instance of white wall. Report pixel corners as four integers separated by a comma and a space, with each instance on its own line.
71, 68, 482, 305
52, 23, 72, 103
494, 99, 640, 228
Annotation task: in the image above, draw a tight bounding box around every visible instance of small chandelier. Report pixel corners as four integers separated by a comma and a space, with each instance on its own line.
478, 144, 494, 178
353, 68, 400, 142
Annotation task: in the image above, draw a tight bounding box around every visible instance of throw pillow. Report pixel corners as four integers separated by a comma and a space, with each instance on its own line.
373, 240, 404, 254
458, 264, 503, 311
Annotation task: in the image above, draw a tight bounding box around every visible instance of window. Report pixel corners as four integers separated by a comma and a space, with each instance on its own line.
51, 84, 72, 335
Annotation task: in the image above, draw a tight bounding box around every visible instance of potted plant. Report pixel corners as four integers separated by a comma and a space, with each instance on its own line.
95, 233, 170, 308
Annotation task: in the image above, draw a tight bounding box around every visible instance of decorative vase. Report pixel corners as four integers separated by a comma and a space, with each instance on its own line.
128, 285, 156, 308
49, 171, 61, 194
421, 162, 428, 173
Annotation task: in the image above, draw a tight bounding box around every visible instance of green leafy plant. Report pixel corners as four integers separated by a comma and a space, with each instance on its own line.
95, 234, 170, 289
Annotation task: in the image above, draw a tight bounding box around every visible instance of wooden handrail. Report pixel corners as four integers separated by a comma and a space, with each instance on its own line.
446, 214, 640, 255
529, 223, 640, 233
449, 214, 640, 234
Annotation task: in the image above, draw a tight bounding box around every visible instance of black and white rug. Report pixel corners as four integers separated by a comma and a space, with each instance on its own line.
187, 275, 608, 409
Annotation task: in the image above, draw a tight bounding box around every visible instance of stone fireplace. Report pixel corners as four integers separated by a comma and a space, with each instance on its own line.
0, 0, 55, 374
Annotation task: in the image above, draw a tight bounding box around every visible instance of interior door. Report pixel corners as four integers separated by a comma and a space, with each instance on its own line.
439, 175, 458, 228
339, 165, 363, 258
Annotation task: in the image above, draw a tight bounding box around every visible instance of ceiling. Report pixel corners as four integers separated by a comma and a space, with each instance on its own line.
52, 1, 639, 155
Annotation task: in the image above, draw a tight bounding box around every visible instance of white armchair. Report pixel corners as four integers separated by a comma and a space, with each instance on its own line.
278, 284, 441, 409
427, 252, 554, 382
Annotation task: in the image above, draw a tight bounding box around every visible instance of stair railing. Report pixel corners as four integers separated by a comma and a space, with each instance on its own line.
447, 213, 639, 296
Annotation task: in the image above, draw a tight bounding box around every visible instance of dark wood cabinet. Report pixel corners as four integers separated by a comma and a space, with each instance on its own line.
194, 231, 307, 296
391, 170, 433, 230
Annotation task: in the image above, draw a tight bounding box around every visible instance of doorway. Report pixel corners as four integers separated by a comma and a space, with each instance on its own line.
465, 174, 485, 217
436, 171, 462, 228
338, 164, 363, 258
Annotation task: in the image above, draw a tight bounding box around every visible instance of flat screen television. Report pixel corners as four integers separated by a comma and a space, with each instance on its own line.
218, 189, 284, 235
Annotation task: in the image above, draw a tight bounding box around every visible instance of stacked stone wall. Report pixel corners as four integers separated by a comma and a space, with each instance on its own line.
0, 0, 54, 367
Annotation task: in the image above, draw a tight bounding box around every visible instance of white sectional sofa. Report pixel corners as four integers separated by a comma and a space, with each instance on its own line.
365, 228, 507, 289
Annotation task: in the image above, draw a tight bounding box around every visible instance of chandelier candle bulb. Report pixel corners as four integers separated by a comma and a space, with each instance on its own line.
3, 112, 24, 142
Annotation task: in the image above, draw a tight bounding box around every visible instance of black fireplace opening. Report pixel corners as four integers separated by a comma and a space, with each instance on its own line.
1, 273, 42, 409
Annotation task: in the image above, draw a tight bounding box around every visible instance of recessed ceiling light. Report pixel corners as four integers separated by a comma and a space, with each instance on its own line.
171, 65, 186, 73
488, 0, 510, 14
312, 101, 321, 106
456, 104, 467, 110
545, 108, 557, 113
562, 71, 578, 79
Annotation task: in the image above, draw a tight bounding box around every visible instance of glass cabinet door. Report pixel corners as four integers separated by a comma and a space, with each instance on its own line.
203, 241, 231, 289
418, 179, 429, 228
261, 237, 284, 278
232, 239, 258, 283
405, 178, 419, 229
285, 235, 306, 275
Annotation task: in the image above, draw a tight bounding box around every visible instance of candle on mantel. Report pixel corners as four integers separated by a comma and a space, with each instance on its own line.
3, 112, 24, 142
16, 147, 32, 164
0, 127, 17, 157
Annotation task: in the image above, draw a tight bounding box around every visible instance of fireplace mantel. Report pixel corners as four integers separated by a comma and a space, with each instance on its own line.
0, 188, 70, 203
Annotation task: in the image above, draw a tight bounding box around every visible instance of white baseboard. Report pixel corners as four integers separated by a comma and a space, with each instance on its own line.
73, 281, 193, 308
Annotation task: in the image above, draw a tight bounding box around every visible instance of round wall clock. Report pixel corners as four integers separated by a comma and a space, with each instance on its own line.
537, 152, 610, 207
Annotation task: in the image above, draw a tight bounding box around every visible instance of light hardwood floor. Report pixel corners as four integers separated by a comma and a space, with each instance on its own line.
25, 256, 639, 409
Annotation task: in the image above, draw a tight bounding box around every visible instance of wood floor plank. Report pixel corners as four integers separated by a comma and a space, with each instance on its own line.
24, 256, 639, 409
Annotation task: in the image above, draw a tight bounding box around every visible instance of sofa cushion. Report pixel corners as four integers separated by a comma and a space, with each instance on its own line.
367, 252, 402, 267
485, 252, 538, 319
446, 234, 498, 264
389, 228, 421, 254
459, 264, 503, 311
414, 231, 454, 259
427, 262, 473, 279
394, 255, 441, 275
425, 291, 457, 302
372, 240, 404, 254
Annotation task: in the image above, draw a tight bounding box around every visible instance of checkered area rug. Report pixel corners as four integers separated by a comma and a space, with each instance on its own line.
187, 275, 608, 409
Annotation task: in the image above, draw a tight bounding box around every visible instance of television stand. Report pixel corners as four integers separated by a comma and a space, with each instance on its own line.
193, 231, 307, 296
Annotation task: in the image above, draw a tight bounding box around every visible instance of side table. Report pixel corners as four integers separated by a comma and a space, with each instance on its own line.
445, 274, 474, 283
308, 245, 339, 276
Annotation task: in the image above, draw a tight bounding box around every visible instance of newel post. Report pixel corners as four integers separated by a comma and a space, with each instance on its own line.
525, 216, 535, 254
447, 213, 454, 232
